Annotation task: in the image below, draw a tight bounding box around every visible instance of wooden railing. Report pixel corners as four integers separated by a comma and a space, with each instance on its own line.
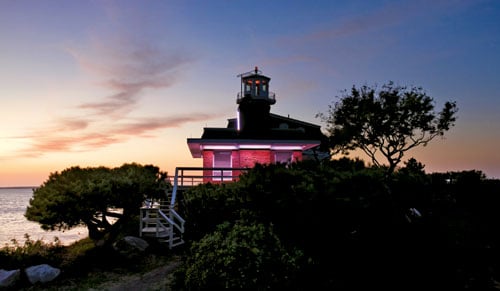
168, 208, 185, 249
169, 167, 249, 207
141, 167, 248, 248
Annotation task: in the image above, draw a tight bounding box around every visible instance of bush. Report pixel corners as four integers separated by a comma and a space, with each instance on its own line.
177, 161, 500, 289
0, 234, 64, 269
181, 182, 245, 241
182, 220, 304, 290
178, 161, 394, 288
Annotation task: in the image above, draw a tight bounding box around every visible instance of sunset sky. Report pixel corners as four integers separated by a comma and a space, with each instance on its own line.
1, 0, 499, 187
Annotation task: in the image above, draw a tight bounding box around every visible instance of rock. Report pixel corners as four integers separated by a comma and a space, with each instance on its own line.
0, 269, 21, 287
25, 264, 61, 284
113, 236, 149, 260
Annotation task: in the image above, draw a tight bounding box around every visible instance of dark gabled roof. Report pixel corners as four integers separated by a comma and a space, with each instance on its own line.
202, 113, 325, 140
201, 127, 319, 140
201, 128, 239, 139
189, 112, 329, 159
226, 113, 321, 130
205, 113, 325, 141
268, 113, 321, 129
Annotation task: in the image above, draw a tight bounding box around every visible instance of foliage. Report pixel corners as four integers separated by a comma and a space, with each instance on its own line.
427, 170, 499, 247
25, 163, 169, 241
0, 234, 64, 269
9, 159, 499, 289
317, 81, 458, 173
180, 160, 394, 288
179, 160, 500, 289
182, 159, 391, 254
0, 236, 100, 273
180, 182, 246, 242
0, 234, 176, 290
110, 163, 170, 216
235, 161, 390, 253
182, 220, 304, 290
391, 158, 431, 210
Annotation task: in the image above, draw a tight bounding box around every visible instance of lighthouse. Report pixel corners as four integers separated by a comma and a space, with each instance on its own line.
187, 67, 328, 182
236, 67, 275, 135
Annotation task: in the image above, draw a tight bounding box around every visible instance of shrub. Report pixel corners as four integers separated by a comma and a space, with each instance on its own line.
182, 220, 304, 290
0, 234, 64, 269
181, 182, 245, 241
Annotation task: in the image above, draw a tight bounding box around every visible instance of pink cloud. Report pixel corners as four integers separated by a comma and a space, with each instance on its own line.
276, 0, 476, 57
54, 118, 90, 131
14, 35, 208, 157
70, 42, 193, 116
309, 2, 422, 42
16, 112, 220, 157
113, 114, 219, 136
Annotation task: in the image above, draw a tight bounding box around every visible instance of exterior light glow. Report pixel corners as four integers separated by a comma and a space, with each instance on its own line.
239, 144, 271, 149
270, 145, 303, 150
237, 110, 240, 131
203, 145, 238, 150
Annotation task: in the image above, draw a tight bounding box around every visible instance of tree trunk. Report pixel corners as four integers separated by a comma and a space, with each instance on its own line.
87, 222, 104, 241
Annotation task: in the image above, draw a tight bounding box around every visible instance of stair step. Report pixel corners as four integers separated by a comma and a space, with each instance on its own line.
141, 227, 171, 238
158, 236, 184, 247
139, 180, 187, 249
142, 217, 168, 223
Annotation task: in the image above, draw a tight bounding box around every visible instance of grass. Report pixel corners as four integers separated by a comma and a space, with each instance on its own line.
0, 234, 179, 290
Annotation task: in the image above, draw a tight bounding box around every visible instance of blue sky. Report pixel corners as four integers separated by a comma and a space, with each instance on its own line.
1, 0, 499, 186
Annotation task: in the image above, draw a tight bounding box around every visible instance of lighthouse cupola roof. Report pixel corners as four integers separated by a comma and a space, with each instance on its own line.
237, 66, 276, 105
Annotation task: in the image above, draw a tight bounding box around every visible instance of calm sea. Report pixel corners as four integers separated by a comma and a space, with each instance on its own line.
0, 187, 88, 247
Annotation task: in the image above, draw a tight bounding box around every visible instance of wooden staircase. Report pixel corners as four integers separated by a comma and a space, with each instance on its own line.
139, 190, 185, 249
139, 167, 248, 249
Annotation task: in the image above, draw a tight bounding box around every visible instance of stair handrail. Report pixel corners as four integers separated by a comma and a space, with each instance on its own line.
170, 168, 180, 207
169, 208, 185, 233
164, 166, 249, 248
158, 209, 175, 226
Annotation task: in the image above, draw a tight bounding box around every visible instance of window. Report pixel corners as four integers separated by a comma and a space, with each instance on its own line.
213, 151, 232, 181
245, 80, 252, 94
275, 152, 293, 164
255, 81, 260, 96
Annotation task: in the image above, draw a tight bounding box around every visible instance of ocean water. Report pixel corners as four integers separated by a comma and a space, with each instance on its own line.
0, 187, 88, 247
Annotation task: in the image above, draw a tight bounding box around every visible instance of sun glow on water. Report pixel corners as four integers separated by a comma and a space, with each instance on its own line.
0, 188, 88, 246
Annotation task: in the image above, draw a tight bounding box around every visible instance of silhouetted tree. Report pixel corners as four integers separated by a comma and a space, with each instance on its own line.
25, 163, 169, 242
400, 157, 426, 175
317, 81, 458, 174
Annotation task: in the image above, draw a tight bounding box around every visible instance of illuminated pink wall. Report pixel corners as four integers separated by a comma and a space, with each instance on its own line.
202, 151, 213, 183
201, 149, 303, 183
239, 150, 271, 167
292, 151, 302, 162
231, 151, 241, 179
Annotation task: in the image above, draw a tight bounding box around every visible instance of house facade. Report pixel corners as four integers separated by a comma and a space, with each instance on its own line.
187, 67, 328, 182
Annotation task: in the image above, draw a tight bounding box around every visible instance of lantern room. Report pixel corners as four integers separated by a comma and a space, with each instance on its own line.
237, 66, 275, 105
